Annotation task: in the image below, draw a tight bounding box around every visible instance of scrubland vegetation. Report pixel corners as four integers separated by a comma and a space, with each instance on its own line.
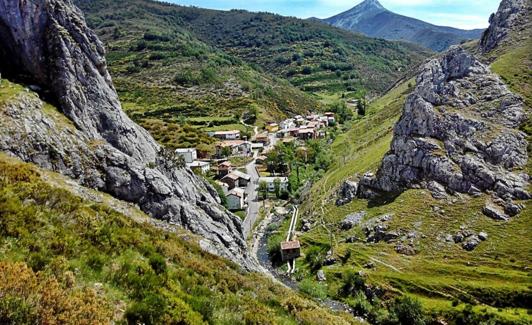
0, 154, 358, 324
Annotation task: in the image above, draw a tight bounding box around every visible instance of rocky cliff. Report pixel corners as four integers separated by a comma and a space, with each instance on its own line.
0, 0, 255, 269
336, 1, 530, 219
480, 0, 529, 53
357, 47, 529, 212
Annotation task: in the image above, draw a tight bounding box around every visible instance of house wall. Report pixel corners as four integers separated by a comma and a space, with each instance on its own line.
176, 150, 197, 164
227, 194, 243, 211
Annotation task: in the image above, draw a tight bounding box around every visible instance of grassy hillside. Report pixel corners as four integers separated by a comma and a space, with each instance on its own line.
0, 151, 360, 324
76, 0, 431, 102
75, 0, 320, 150
73, 0, 431, 151
284, 73, 532, 323
170, 5, 431, 96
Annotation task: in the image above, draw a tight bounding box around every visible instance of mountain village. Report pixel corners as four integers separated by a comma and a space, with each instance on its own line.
175, 112, 336, 215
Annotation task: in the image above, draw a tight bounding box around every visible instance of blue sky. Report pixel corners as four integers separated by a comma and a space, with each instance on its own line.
166, 0, 501, 29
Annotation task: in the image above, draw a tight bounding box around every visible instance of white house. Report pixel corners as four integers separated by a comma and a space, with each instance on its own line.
212, 130, 241, 140
227, 188, 246, 211
324, 112, 336, 124
251, 142, 265, 151
187, 161, 210, 174
280, 119, 296, 130
175, 148, 197, 164
259, 177, 289, 192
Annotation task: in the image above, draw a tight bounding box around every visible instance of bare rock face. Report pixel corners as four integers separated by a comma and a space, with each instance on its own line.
0, 0, 256, 269
358, 46, 529, 212
336, 180, 359, 206
479, 0, 529, 53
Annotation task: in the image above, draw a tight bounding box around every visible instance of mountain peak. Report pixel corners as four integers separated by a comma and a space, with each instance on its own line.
349, 0, 386, 13
325, 0, 484, 51
327, 0, 386, 26
359, 0, 385, 10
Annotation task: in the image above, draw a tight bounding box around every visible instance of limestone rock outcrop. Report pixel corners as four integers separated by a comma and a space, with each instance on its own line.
357, 46, 529, 211
0, 0, 255, 269
479, 0, 529, 53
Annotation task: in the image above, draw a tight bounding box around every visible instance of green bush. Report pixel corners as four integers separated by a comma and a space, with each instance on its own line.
302, 66, 312, 75
339, 269, 365, 297
27, 251, 50, 272
113, 260, 161, 299
349, 291, 373, 317
125, 293, 167, 325
389, 296, 426, 325
149, 254, 167, 276
299, 278, 327, 300
305, 246, 325, 272
267, 234, 283, 265
86, 251, 106, 272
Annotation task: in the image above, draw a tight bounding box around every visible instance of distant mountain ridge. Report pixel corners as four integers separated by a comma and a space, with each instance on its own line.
324, 0, 485, 52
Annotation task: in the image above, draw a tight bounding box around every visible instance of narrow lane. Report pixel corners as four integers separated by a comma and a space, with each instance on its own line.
242, 129, 275, 237
242, 153, 259, 237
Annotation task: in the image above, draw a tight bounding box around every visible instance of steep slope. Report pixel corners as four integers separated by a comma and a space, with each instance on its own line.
177, 4, 431, 96
0, 153, 358, 324
325, 0, 484, 52
290, 0, 531, 323
76, 0, 431, 98
0, 0, 253, 268
72, 0, 317, 150
480, 0, 529, 54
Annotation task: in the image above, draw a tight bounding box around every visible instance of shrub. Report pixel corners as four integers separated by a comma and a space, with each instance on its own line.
134, 40, 147, 51
299, 278, 327, 300
113, 260, 161, 299
389, 296, 426, 325
27, 251, 50, 272
339, 270, 365, 297
349, 291, 373, 317
187, 294, 215, 321
267, 234, 283, 265
86, 251, 106, 272
0, 261, 112, 324
143, 32, 171, 42
149, 254, 167, 275
174, 69, 198, 86
125, 293, 167, 325
305, 246, 324, 272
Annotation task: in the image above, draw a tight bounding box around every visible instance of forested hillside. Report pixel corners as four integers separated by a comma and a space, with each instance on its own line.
168, 4, 431, 95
